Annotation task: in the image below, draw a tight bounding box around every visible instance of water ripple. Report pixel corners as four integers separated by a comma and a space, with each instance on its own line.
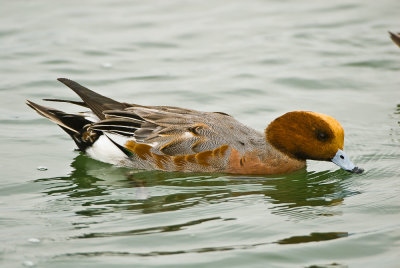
75, 217, 221, 239
57, 231, 348, 258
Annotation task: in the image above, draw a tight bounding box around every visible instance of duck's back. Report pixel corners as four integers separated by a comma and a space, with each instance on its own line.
91, 105, 266, 172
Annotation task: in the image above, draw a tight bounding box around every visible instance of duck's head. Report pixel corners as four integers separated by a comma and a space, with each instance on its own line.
266, 111, 363, 173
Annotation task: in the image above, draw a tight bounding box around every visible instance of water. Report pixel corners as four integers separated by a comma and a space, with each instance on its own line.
1, 0, 399, 267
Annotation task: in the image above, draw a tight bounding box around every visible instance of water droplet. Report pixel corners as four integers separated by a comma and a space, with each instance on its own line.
28, 238, 40, 243
37, 166, 48, 171
23, 261, 35, 267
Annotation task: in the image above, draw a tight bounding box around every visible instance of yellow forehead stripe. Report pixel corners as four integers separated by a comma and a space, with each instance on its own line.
308, 112, 344, 150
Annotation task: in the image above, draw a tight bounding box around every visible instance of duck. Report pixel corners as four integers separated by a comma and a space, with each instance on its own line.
27, 78, 363, 175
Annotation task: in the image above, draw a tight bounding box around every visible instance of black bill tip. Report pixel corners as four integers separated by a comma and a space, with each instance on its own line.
349, 167, 364, 174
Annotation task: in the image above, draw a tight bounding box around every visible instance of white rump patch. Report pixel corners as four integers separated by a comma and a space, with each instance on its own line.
105, 133, 132, 146
85, 135, 128, 165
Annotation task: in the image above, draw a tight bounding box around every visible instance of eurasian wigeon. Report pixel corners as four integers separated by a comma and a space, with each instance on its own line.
27, 78, 363, 175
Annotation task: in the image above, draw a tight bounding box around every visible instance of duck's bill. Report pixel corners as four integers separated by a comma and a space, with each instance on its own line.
331, 149, 364, 174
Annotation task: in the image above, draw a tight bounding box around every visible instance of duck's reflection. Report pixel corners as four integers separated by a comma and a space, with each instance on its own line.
36, 153, 358, 219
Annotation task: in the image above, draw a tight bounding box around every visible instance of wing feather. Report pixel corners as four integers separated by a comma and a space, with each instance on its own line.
90, 105, 264, 156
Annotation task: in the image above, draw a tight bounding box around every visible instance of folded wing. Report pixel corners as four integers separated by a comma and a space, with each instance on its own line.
91, 106, 241, 156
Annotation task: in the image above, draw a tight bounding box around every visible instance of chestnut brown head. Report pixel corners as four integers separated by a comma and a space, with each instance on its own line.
266, 111, 362, 173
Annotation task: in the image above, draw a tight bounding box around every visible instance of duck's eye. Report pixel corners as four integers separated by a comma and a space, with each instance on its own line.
316, 131, 329, 141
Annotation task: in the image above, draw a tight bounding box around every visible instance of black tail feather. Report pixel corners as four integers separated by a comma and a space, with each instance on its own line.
27, 78, 133, 151
26, 100, 98, 151
389, 31, 400, 48
57, 78, 128, 120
